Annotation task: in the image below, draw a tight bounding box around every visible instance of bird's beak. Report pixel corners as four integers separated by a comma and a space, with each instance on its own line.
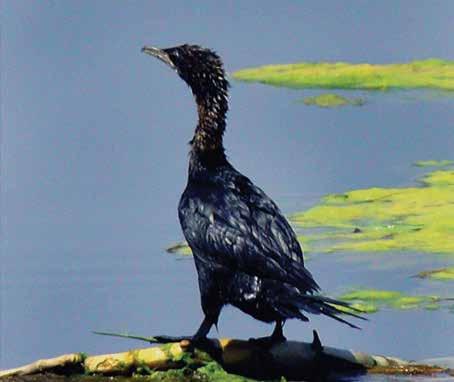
141, 46, 176, 70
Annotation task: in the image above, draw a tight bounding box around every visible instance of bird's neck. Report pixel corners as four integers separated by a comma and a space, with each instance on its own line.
190, 92, 228, 169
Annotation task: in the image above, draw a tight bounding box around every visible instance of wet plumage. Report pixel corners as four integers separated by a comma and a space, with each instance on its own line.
142, 44, 363, 342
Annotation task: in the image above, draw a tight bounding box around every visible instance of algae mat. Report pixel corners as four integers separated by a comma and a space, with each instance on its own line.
232, 59, 454, 91
291, 169, 454, 255
416, 267, 454, 281
302, 93, 365, 108
337, 289, 454, 314
413, 160, 454, 168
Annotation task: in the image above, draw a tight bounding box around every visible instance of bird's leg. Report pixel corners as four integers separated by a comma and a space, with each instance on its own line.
152, 315, 221, 361
270, 319, 286, 342
249, 319, 287, 348
153, 315, 214, 344
192, 314, 214, 342
188, 315, 222, 357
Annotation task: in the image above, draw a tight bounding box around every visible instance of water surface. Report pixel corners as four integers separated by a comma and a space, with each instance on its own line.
2, 3, 454, 381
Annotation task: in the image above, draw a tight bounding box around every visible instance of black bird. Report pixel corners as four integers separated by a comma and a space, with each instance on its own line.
142, 44, 363, 344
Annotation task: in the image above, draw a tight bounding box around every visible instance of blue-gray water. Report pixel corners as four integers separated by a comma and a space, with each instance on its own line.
1, 2, 454, 381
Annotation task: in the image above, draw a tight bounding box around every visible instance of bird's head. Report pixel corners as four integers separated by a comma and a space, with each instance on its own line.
142, 44, 229, 101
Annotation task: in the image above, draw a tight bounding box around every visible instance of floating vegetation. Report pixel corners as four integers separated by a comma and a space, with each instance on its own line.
338, 288, 452, 314
416, 267, 454, 281
166, 241, 192, 256
422, 169, 454, 186
302, 93, 365, 108
291, 169, 454, 255
144, 359, 255, 381
413, 160, 454, 168
232, 59, 454, 91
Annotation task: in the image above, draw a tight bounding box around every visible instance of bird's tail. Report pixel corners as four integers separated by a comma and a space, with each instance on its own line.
295, 294, 366, 329
269, 284, 367, 329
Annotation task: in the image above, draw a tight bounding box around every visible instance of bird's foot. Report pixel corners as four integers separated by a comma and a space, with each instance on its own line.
153, 334, 209, 349
153, 335, 221, 359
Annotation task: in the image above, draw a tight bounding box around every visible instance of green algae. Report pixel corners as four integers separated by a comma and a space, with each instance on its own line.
341, 290, 402, 301
291, 169, 454, 255
145, 362, 255, 381
338, 289, 449, 313
143, 347, 256, 381
334, 301, 379, 314
422, 170, 454, 186
302, 93, 365, 108
232, 59, 454, 91
197, 362, 258, 382
416, 267, 454, 281
166, 241, 192, 256
414, 160, 454, 168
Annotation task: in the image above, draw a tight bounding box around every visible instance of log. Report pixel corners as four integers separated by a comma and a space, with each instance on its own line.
1, 333, 452, 381
0, 353, 85, 378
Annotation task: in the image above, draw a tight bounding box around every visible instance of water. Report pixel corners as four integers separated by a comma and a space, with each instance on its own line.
1, 2, 454, 380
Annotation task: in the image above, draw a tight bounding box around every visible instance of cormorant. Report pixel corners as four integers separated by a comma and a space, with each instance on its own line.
142, 44, 363, 344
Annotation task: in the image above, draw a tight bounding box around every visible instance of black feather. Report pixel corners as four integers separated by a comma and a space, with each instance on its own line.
144, 43, 365, 340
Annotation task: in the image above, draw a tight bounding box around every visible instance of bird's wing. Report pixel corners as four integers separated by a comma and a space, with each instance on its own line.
179, 172, 319, 293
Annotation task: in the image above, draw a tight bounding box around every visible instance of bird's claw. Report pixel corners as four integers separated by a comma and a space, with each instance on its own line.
152, 335, 221, 359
